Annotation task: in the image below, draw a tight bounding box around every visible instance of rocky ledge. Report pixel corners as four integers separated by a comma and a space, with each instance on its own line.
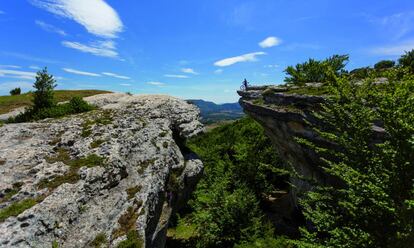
0, 93, 204, 248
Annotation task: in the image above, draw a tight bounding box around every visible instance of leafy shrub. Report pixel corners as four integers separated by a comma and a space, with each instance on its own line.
9, 87, 21, 95
285, 54, 349, 86
374, 60, 395, 70
69, 96, 94, 113
399, 49, 414, 73
116, 230, 143, 248
294, 76, 414, 247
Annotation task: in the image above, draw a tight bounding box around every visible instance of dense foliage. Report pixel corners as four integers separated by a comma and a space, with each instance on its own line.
284, 54, 349, 86
9, 69, 94, 123
9, 87, 21, 96
169, 118, 290, 248
399, 49, 414, 73
294, 71, 414, 247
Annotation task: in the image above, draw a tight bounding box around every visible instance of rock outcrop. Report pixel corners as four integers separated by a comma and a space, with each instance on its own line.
0, 93, 204, 248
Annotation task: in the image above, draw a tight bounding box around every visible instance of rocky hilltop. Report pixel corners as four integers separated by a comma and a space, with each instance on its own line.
0, 93, 204, 248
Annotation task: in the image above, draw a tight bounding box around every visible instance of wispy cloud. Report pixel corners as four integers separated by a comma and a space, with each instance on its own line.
259, 36, 282, 48
120, 83, 131, 86
1, 52, 60, 64
62, 40, 119, 58
366, 11, 414, 40
181, 68, 198, 75
29, 65, 42, 70
102, 72, 130, 80
214, 69, 223, 74
164, 74, 189, 78
264, 64, 279, 68
0, 81, 33, 92
0, 69, 37, 80
214, 52, 266, 67
0, 65, 22, 69
63, 68, 101, 77
147, 81, 166, 86
371, 40, 414, 56
31, 0, 123, 38
35, 20, 67, 36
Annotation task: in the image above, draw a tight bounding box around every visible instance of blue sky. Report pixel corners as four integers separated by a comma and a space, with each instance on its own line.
1, 0, 414, 103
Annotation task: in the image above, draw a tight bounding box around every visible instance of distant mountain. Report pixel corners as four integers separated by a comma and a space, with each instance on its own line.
186, 99, 244, 124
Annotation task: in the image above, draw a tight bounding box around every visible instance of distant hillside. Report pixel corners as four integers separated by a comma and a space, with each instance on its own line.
186, 99, 244, 124
0, 90, 111, 115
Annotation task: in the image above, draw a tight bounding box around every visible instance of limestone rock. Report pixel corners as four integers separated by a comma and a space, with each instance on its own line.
0, 93, 204, 248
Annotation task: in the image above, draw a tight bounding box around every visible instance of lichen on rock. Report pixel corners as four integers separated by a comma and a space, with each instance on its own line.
0, 93, 204, 248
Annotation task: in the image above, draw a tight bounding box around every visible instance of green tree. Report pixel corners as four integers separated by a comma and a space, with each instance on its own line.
32, 67, 57, 111
9, 87, 21, 95
399, 49, 414, 73
295, 76, 414, 248
374, 60, 395, 70
284, 54, 349, 86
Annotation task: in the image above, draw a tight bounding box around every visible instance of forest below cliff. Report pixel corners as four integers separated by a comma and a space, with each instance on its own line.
167, 50, 414, 248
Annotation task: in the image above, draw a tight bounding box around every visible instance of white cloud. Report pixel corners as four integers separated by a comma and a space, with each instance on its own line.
214, 69, 223, 74
147, 81, 166, 86
214, 52, 266, 67
62, 40, 118, 58
102, 72, 130, 80
259, 36, 282, 48
164, 74, 189, 78
31, 0, 123, 38
0, 69, 37, 80
1, 52, 60, 64
0, 65, 22, 69
29, 65, 42, 70
120, 83, 131, 86
264, 64, 279, 68
35, 20, 67, 36
371, 40, 414, 56
181, 68, 198, 75
62, 68, 101, 77
0, 81, 33, 92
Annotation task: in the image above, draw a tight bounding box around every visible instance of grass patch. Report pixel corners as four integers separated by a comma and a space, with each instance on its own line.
284, 86, 331, 96
0, 196, 44, 222
112, 200, 143, 239
81, 110, 113, 138
40, 150, 105, 190
116, 230, 143, 248
0, 182, 23, 204
0, 90, 110, 115
90, 139, 105, 148
90, 232, 108, 248
126, 186, 142, 200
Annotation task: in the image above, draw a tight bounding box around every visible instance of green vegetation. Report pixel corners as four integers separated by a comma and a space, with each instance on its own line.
374, 60, 395, 70
0, 182, 23, 204
399, 49, 414, 73
284, 54, 349, 86
126, 186, 142, 200
5, 68, 96, 123
0, 89, 109, 115
9, 87, 21, 96
91, 139, 106, 148
292, 74, 414, 247
168, 117, 289, 247
90, 232, 108, 248
116, 230, 143, 248
81, 110, 113, 137
0, 196, 44, 222
112, 200, 144, 239
40, 149, 105, 190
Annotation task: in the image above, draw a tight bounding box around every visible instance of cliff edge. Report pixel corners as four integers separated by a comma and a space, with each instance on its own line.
0, 93, 204, 248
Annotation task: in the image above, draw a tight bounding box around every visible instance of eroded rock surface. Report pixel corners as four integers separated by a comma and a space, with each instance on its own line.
0, 93, 204, 248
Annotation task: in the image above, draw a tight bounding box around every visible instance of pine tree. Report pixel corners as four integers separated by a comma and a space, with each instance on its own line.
32, 67, 57, 111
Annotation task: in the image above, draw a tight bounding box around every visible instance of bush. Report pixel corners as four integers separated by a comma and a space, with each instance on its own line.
284, 54, 349, 86
10, 97, 94, 123
374, 60, 395, 70
399, 49, 414, 73
9, 87, 21, 95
